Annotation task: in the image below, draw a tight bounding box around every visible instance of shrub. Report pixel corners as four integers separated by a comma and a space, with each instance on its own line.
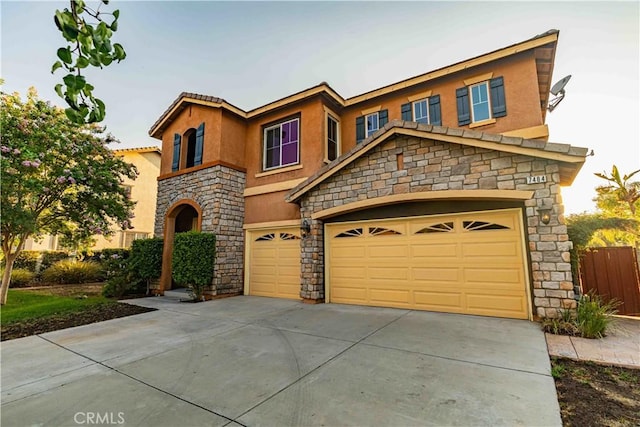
40, 251, 70, 272
172, 231, 215, 301
129, 238, 163, 294
13, 251, 40, 272
8, 268, 36, 287
542, 291, 619, 339
41, 260, 102, 284
576, 291, 620, 339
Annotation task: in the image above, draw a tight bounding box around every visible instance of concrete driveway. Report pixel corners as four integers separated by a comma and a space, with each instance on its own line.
1, 296, 561, 426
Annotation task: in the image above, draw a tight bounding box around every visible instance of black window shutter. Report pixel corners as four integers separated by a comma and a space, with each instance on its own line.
194, 122, 205, 166
490, 77, 507, 118
428, 95, 442, 126
456, 87, 471, 126
401, 103, 412, 121
172, 133, 181, 172
378, 109, 388, 127
356, 116, 365, 143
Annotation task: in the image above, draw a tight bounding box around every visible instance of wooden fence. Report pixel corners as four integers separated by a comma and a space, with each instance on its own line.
579, 246, 640, 316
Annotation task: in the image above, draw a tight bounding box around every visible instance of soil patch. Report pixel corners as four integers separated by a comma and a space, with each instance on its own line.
552, 358, 640, 427
1, 302, 155, 341
2, 284, 155, 341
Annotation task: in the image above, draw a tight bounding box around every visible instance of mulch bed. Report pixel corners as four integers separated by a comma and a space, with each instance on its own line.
552, 358, 640, 427
1, 302, 155, 341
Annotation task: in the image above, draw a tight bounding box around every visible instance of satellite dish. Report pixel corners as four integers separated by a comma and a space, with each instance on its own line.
550, 75, 571, 96
548, 74, 572, 112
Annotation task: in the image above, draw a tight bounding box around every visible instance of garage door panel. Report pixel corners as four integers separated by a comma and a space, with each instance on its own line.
369, 289, 410, 304
412, 267, 460, 282
331, 287, 367, 302
368, 267, 410, 280
413, 291, 463, 309
368, 244, 409, 259
411, 243, 458, 258
332, 266, 367, 279
466, 294, 527, 319
463, 268, 522, 286
327, 208, 529, 319
462, 241, 521, 258
330, 245, 366, 259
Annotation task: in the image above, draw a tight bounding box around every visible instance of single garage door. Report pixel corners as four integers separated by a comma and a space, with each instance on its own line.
327, 209, 529, 319
247, 228, 301, 300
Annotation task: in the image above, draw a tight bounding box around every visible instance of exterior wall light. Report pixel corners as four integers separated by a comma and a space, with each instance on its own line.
537, 206, 552, 225
300, 219, 311, 238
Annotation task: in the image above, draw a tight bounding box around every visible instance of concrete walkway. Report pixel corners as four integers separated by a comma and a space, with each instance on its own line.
546, 316, 640, 369
2, 295, 561, 426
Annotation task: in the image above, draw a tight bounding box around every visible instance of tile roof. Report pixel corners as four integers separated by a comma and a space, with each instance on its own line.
149, 30, 560, 139
285, 120, 588, 203
149, 92, 226, 137
113, 146, 162, 154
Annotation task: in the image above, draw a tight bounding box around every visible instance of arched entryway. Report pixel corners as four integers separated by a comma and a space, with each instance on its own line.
159, 200, 203, 292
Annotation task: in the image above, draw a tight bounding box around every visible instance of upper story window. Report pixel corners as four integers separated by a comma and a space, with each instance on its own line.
172, 122, 204, 172
456, 76, 506, 127
413, 99, 429, 123
366, 113, 379, 138
401, 96, 441, 126
263, 117, 299, 170
355, 109, 388, 143
470, 82, 490, 122
326, 113, 340, 162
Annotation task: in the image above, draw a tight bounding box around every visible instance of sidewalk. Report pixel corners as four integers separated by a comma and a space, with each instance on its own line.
546, 316, 639, 369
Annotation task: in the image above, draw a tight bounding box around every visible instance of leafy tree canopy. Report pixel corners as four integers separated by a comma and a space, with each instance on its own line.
52, 0, 126, 124
566, 165, 640, 250
0, 88, 137, 304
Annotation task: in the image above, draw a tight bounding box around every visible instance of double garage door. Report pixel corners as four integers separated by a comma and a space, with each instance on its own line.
248, 209, 530, 319
327, 209, 530, 319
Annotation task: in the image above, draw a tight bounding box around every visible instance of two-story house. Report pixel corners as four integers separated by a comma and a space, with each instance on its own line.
150, 29, 587, 320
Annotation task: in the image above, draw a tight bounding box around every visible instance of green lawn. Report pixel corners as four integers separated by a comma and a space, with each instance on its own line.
1, 290, 113, 325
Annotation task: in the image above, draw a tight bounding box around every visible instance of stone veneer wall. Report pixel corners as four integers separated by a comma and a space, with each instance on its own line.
154, 165, 246, 295
299, 135, 575, 318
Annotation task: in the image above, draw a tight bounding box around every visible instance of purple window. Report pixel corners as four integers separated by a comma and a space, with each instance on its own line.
264, 118, 299, 170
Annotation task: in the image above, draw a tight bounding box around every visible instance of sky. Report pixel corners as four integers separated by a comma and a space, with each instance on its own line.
1, 1, 639, 215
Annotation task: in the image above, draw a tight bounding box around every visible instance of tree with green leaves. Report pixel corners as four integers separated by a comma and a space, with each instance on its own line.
594, 165, 640, 216
0, 88, 137, 304
52, 0, 126, 124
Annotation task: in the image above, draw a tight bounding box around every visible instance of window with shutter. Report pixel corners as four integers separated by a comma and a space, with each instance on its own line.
412, 99, 429, 124
366, 112, 379, 137
457, 76, 507, 126
326, 114, 339, 162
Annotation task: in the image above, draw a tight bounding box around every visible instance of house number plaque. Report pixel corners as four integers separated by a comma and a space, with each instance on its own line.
526, 175, 547, 184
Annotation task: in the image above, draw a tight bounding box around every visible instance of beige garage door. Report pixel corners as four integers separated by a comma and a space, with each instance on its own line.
247, 228, 301, 300
327, 209, 529, 319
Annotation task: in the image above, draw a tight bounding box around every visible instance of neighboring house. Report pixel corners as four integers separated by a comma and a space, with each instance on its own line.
150, 29, 587, 320
24, 146, 161, 251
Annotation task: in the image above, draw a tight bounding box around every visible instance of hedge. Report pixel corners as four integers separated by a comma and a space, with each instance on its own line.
172, 231, 215, 301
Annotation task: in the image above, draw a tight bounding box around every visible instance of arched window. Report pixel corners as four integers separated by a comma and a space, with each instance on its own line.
172, 122, 204, 172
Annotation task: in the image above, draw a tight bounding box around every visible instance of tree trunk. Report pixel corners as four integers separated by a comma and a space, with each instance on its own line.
1, 255, 17, 305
